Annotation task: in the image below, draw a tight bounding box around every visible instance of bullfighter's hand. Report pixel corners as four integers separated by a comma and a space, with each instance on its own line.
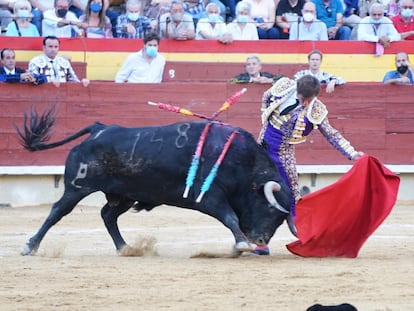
81, 78, 90, 87
352, 151, 364, 160
326, 80, 336, 93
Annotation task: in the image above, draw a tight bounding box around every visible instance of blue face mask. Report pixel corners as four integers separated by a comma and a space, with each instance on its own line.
208, 13, 220, 23
146, 46, 158, 58
237, 15, 249, 23
128, 12, 140, 21
401, 8, 413, 18
17, 9, 30, 19
370, 17, 382, 24
90, 3, 102, 13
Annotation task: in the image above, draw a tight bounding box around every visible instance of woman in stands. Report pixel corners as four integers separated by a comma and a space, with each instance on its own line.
79, 0, 113, 38
227, 1, 259, 40
6, 0, 39, 37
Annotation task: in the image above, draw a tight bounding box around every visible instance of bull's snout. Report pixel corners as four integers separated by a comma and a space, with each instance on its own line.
254, 237, 267, 246
247, 231, 270, 246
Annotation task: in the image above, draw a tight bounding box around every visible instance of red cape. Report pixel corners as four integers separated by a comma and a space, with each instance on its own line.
286, 155, 400, 258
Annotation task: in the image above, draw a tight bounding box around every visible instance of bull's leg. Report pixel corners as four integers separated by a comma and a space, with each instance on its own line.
22, 191, 85, 256
199, 203, 253, 253
101, 194, 135, 253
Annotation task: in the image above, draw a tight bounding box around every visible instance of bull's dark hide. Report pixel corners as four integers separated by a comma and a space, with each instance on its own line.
306, 303, 358, 311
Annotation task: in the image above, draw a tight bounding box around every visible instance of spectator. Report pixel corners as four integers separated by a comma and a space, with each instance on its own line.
195, 2, 232, 43
289, 1, 328, 40
6, 0, 40, 36
229, 55, 284, 84
221, 0, 236, 22
0, 48, 46, 84
0, 0, 13, 31
115, 0, 152, 38
159, 0, 195, 40
42, 0, 83, 37
141, 0, 170, 21
243, 0, 279, 39
69, 0, 88, 17
28, 0, 54, 34
294, 49, 345, 93
383, 51, 414, 84
358, 3, 401, 49
182, 0, 207, 25
29, 35, 89, 87
387, 0, 400, 18
312, 0, 351, 40
342, 0, 361, 39
226, 1, 259, 40
79, 0, 113, 37
115, 32, 166, 83
275, 0, 305, 39
391, 0, 414, 40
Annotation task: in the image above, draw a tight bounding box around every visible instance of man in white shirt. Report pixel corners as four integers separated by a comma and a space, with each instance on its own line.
289, 1, 328, 40
115, 32, 166, 83
357, 2, 401, 45
42, 0, 83, 37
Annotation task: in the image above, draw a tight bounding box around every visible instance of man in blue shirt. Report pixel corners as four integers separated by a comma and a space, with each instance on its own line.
312, 0, 351, 40
383, 52, 414, 85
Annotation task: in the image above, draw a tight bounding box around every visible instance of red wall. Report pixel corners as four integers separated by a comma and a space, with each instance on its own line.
1, 82, 413, 166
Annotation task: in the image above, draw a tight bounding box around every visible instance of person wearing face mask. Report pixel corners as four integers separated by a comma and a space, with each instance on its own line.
289, 1, 328, 40
226, 1, 258, 40
383, 52, 414, 85
79, 0, 112, 37
392, 0, 414, 40
357, 2, 401, 47
42, 0, 83, 37
6, 0, 39, 36
159, 0, 195, 40
115, 32, 166, 83
195, 2, 232, 43
115, 0, 152, 38
312, 0, 350, 40
275, 0, 305, 39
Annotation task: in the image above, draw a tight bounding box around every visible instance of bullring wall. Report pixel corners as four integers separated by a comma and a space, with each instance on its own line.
1, 82, 413, 166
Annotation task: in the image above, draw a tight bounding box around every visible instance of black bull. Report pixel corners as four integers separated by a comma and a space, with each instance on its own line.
17, 109, 292, 256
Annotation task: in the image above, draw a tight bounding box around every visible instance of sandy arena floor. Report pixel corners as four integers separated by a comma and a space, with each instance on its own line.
0, 202, 413, 311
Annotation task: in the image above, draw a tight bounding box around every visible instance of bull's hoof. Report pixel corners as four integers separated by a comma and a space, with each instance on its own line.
21, 243, 36, 256
235, 241, 253, 252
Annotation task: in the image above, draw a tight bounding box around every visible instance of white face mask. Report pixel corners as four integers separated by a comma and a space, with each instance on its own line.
303, 12, 314, 22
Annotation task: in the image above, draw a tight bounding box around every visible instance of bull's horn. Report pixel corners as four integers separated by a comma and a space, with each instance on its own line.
264, 181, 289, 214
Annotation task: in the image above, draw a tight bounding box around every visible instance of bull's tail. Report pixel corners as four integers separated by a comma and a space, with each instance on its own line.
16, 106, 103, 152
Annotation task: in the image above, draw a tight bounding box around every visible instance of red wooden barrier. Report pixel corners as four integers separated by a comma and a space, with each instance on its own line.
162, 62, 308, 82
0, 82, 412, 166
